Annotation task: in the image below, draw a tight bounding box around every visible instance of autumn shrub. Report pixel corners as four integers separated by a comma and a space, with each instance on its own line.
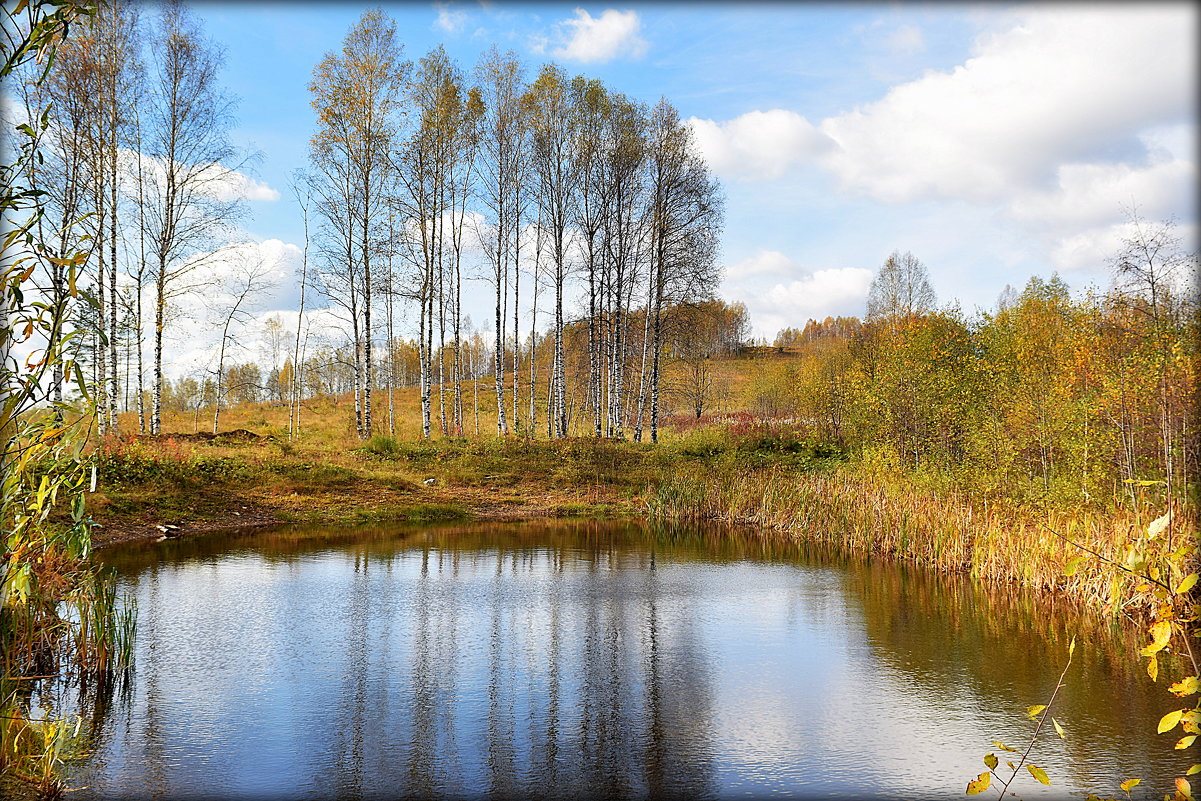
188, 457, 250, 482
97, 438, 250, 487
361, 434, 401, 457
672, 427, 728, 459
270, 462, 357, 487
97, 439, 180, 485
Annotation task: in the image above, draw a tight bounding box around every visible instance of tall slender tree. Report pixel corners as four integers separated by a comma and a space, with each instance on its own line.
289, 172, 311, 440
143, 0, 247, 435
643, 98, 723, 443
394, 46, 473, 440
571, 76, 608, 438
309, 8, 407, 440
210, 247, 273, 433
475, 47, 528, 436
599, 94, 648, 437
524, 64, 577, 438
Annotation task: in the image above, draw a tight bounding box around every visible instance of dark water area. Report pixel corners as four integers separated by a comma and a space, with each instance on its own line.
72, 519, 1186, 800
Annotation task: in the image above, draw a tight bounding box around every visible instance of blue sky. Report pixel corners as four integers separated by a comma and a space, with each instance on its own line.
178, 1, 1196, 345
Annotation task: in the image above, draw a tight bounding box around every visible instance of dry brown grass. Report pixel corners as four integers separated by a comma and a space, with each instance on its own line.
647, 464, 1197, 612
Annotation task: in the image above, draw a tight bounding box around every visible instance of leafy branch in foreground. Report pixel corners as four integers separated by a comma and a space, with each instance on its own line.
1063, 504, 1199, 799
967, 636, 1073, 797
4, 1, 138, 797
970, 505, 1199, 800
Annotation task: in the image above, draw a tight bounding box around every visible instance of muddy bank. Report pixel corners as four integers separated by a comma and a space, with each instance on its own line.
90, 482, 633, 550
91, 500, 282, 548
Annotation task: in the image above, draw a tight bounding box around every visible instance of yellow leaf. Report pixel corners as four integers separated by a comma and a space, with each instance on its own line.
966, 771, 991, 795
1053, 717, 1066, 739
1069, 636, 1076, 658
1063, 557, 1085, 577
984, 753, 998, 770
1121, 778, 1142, 793
1027, 704, 1047, 719
1187, 765, 1201, 776
1161, 709, 1184, 734
992, 740, 1018, 753
1028, 765, 1050, 785
1177, 574, 1199, 595
1177, 736, 1198, 750
1142, 621, 1173, 657
1176, 777, 1192, 800
1169, 676, 1199, 697
1149, 655, 1160, 682
1149, 511, 1173, 539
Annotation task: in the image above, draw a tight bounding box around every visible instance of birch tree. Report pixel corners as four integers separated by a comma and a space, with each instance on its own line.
288, 172, 309, 440
866, 251, 936, 321
32, 33, 95, 408
571, 76, 608, 437
642, 98, 723, 444
210, 247, 272, 433
475, 47, 527, 436
392, 46, 468, 440
143, 0, 247, 435
524, 64, 577, 438
598, 93, 648, 437
309, 8, 407, 439
94, 1, 140, 434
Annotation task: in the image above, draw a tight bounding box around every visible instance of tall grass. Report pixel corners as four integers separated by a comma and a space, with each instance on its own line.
647, 465, 1196, 611
1, 558, 136, 798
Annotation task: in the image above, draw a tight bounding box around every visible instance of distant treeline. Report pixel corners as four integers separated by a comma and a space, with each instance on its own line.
754, 241, 1198, 508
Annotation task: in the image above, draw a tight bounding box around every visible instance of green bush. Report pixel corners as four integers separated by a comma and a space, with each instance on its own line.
361, 434, 400, 457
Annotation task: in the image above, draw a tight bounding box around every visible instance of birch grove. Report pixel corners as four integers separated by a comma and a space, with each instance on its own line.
22, 4, 727, 444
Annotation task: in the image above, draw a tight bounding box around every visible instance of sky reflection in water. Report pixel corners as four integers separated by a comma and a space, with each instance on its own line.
74, 520, 1182, 800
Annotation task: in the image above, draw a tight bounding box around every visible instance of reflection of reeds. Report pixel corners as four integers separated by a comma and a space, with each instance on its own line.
647, 466, 1197, 610
1, 561, 136, 798
71, 569, 137, 683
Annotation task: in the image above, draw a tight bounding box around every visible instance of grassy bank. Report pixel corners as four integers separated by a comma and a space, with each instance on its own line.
88, 405, 844, 544
646, 463, 1197, 613
90, 430, 652, 543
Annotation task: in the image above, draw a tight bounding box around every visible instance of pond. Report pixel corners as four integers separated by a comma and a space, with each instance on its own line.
71, 519, 1184, 799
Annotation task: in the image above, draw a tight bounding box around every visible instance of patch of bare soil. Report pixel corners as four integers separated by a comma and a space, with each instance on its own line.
149, 428, 266, 443
91, 501, 281, 549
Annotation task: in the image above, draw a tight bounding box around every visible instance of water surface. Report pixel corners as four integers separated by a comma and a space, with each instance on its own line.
74, 520, 1184, 799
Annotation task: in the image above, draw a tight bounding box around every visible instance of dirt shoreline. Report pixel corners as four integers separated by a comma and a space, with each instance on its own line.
90, 485, 635, 550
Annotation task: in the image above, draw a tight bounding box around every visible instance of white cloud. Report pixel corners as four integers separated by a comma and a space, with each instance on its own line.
124, 150, 280, 204
1006, 123, 1195, 272
545, 9, 648, 64
688, 110, 833, 182
1010, 154, 1194, 233
433, 2, 466, 35
1048, 220, 1198, 276
163, 239, 302, 378
818, 6, 1195, 203
758, 268, 873, 320
725, 250, 795, 280
197, 163, 281, 203
722, 252, 873, 337
193, 239, 298, 289
699, 6, 1195, 292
